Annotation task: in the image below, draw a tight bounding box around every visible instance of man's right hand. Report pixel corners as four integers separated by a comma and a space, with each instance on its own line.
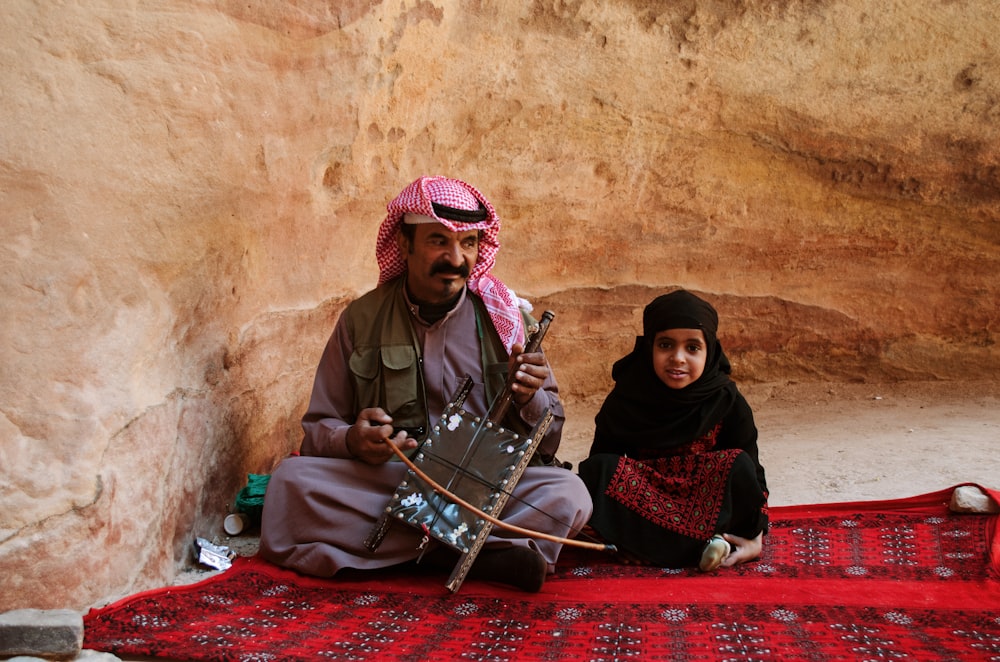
345, 408, 418, 464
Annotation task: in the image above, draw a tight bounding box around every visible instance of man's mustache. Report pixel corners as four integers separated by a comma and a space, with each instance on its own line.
430, 261, 470, 278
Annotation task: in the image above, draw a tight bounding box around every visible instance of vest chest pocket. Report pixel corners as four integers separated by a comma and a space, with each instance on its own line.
349, 345, 420, 422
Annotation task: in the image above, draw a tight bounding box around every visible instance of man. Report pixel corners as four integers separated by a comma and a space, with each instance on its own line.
259, 176, 592, 592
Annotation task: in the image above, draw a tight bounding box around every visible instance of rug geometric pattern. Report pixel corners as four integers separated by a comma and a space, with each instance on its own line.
84, 485, 1000, 661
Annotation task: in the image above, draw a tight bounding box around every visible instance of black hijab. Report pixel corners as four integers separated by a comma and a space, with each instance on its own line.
592, 290, 739, 455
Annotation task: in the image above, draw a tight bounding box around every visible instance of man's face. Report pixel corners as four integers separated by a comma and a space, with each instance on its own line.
397, 222, 480, 304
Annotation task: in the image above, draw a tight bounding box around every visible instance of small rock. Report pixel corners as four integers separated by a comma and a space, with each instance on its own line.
949, 485, 1000, 514
0, 609, 83, 659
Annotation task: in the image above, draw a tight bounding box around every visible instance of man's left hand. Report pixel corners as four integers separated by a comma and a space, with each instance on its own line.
509, 342, 549, 407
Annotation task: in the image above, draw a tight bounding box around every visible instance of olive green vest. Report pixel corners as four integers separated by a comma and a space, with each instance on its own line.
342, 278, 534, 439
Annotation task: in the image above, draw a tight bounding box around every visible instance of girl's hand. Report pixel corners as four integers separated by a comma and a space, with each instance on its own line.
720, 532, 763, 567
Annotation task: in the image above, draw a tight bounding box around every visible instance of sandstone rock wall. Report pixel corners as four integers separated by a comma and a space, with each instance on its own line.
1, 1, 997, 610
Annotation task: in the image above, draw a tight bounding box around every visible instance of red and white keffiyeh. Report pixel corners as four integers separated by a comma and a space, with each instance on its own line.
375, 176, 526, 352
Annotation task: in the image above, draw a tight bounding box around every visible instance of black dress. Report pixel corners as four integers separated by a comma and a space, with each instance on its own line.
578, 290, 769, 567
579, 395, 768, 566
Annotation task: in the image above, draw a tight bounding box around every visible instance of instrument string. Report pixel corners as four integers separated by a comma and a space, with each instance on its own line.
413, 445, 609, 548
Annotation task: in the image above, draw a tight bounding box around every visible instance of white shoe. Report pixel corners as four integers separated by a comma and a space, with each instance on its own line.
699, 534, 731, 572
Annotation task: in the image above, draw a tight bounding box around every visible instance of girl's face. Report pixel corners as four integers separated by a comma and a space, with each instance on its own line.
651, 328, 707, 390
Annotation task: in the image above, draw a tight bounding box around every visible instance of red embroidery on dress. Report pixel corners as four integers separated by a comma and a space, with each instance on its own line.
604, 424, 742, 539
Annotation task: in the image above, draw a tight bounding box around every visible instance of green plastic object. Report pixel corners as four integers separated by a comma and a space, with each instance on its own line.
234, 473, 270, 526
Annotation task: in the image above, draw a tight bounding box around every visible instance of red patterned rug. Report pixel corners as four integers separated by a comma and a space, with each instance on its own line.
85, 485, 1000, 661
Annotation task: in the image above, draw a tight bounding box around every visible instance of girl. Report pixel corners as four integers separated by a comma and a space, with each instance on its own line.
579, 290, 768, 571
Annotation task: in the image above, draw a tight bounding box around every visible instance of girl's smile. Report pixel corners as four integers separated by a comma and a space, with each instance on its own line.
651, 328, 707, 390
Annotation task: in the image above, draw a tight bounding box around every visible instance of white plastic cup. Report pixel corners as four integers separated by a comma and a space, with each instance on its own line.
223, 513, 249, 535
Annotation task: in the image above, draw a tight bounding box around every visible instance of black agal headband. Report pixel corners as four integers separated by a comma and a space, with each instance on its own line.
432, 201, 489, 224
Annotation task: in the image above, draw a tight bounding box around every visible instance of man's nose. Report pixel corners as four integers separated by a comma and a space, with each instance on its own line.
444, 241, 463, 263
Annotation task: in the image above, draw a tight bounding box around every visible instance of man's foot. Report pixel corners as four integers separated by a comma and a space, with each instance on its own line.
469, 546, 547, 592
699, 534, 731, 572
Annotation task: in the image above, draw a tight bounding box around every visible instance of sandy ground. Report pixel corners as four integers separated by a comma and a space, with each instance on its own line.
561, 379, 1000, 506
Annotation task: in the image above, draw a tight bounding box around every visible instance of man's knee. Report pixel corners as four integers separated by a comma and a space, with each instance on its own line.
537, 469, 594, 525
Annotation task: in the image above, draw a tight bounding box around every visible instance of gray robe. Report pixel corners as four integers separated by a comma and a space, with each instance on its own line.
260, 287, 592, 576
